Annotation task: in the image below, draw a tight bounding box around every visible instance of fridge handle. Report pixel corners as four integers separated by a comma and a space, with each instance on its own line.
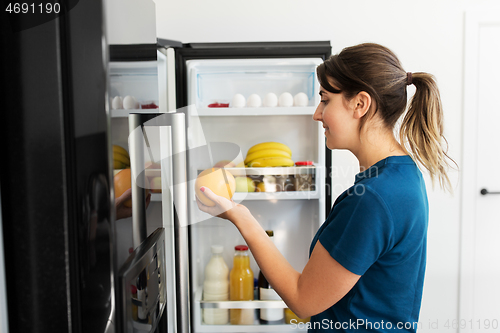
157, 48, 177, 113
157, 112, 190, 333
166, 48, 177, 112
169, 112, 191, 333
129, 115, 148, 248
129, 112, 190, 333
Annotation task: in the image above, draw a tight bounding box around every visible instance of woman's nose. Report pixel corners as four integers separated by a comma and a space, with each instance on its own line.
312, 104, 322, 122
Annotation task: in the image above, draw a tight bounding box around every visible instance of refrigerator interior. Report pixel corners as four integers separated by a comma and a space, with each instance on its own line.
109, 58, 176, 333
185, 58, 325, 332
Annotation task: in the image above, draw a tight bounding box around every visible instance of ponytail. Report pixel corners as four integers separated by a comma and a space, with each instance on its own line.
399, 73, 456, 192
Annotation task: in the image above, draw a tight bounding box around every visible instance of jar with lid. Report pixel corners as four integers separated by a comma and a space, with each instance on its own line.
294, 161, 314, 191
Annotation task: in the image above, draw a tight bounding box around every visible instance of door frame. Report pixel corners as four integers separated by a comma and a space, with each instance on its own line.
460, 9, 500, 331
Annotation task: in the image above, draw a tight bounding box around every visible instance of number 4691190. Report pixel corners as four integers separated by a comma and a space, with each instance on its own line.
5, 3, 61, 14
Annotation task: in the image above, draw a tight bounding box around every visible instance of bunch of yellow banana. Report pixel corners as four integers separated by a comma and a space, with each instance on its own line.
113, 145, 130, 169
245, 142, 294, 167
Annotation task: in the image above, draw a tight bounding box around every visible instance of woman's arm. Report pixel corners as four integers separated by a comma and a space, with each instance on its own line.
197, 186, 360, 318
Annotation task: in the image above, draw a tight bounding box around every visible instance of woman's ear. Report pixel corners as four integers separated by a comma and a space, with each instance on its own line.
352, 91, 371, 119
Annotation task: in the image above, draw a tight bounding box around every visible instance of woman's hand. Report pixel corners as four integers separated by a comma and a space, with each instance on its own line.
196, 186, 251, 222
115, 188, 151, 220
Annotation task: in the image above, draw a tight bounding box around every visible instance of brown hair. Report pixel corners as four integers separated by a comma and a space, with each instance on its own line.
317, 43, 455, 192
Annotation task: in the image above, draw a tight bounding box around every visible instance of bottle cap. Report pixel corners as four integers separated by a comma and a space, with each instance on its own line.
130, 285, 137, 294
295, 161, 313, 166
211, 245, 223, 254
235, 245, 248, 251
265, 230, 274, 237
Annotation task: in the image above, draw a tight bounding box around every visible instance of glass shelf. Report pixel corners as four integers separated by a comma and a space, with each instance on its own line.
111, 109, 161, 118
195, 106, 316, 117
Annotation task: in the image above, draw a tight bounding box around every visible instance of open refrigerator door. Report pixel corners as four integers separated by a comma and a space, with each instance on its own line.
109, 44, 180, 333
183, 55, 328, 333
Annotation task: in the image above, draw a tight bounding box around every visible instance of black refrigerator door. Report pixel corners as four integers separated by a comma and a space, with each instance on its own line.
173, 41, 333, 216
1, 0, 114, 332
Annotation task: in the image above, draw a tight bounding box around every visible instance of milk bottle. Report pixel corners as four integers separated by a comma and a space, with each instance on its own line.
203, 245, 229, 325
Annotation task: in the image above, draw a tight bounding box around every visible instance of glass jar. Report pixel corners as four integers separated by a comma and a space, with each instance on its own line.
294, 161, 314, 191
284, 175, 295, 191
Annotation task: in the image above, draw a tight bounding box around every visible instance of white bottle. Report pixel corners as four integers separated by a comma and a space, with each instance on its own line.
259, 231, 284, 324
203, 245, 229, 325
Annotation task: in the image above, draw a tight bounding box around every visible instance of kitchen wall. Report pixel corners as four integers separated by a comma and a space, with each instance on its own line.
149, 0, 496, 331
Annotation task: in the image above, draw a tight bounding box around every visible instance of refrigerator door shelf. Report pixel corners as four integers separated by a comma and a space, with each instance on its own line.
196, 106, 316, 117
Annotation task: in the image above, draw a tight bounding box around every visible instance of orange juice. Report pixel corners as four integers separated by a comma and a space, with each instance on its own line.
230, 245, 254, 325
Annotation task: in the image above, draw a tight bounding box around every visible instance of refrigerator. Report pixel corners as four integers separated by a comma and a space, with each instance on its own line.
1, 0, 119, 332
1, 1, 332, 330
107, 41, 332, 333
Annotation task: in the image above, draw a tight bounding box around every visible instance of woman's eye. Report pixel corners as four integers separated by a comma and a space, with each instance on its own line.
321, 100, 328, 104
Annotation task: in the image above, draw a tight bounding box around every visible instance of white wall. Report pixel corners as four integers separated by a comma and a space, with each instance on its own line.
150, 0, 498, 330
104, 0, 156, 44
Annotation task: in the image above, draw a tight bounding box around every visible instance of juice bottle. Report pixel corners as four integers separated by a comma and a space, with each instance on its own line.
203, 245, 229, 325
230, 245, 254, 325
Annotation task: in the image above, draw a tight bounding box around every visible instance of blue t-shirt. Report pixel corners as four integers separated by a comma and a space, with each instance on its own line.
308, 155, 428, 332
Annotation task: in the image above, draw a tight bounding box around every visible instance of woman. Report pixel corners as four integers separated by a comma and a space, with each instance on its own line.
197, 43, 455, 332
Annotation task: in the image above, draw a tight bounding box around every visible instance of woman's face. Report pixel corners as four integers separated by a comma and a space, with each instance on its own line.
313, 85, 359, 150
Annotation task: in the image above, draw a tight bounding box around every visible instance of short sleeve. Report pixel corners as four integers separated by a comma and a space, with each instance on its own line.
318, 186, 394, 275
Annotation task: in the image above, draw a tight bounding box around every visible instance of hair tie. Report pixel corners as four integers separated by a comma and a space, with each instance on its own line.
406, 72, 413, 86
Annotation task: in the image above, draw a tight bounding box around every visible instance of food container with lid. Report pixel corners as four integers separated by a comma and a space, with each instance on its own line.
294, 161, 315, 191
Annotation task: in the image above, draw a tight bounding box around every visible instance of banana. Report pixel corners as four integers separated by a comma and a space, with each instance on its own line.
248, 157, 294, 167
113, 152, 130, 166
247, 142, 292, 156
114, 160, 127, 169
113, 145, 129, 158
244, 148, 291, 164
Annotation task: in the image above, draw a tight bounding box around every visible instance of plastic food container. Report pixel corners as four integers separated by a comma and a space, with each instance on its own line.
294, 161, 315, 191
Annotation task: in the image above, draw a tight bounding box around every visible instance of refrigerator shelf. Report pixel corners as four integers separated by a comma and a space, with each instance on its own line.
232, 191, 320, 201
217, 166, 315, 177
195, 324, 306, 333
194, 289, 307, 332
147, 166, 315, 177
111, 109, 161, 118
196, 106, 316, 116
190, 190, 320, 203
200, 299, 287, 309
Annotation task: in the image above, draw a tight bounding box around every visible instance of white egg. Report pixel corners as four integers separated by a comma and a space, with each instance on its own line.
231, 94, 246, 108
123, 96, 139, 109
111, 96, 123, 110
294, 92, 309, 107
263, 93, 278, 107
278, 92, 293, 107
247, 94, 262, 107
